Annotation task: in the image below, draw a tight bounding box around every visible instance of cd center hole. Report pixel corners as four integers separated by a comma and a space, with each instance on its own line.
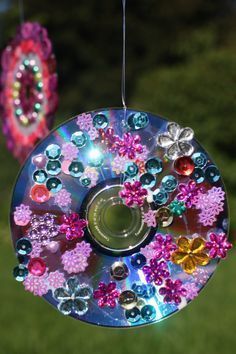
103, 204, 132, 233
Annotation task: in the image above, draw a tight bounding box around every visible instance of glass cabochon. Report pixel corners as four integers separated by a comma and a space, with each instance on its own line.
10, 108, 230, 327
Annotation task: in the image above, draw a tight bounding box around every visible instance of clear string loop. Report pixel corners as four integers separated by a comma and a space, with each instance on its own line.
121, 0, 126, 109
18, 0, 25, 24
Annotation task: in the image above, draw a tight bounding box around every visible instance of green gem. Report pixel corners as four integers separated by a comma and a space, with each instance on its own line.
71, 131, 87, 148
46, 177, 62, 193
45, 144, 61, 160
169, 200, 186, 216
37, 82, 43, 91
15, 108, 23, 116
33, 65, 39, 73
93, 114, 109, 129
34, 103, 41, 112
46, 160, 61, 176
125, 162, 139, 177
33, 169, 48, 184
69, 161, 84, 177
23, 59, 30, 67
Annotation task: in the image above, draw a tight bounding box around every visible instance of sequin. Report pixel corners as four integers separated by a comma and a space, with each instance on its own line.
125, 307, 141, 323
145, 158, 163, 174
69, 161, 84, 177
191, 167, 205, 183
16, 237, 32, 255
125, 162, 139, 177
205, 165, 220, 183
156, 207, 173, 227
110, 262, 129, 281
93, 114, 109, 129
153, 188, 168, 205
33, 169, 47, 184
46, 160, 61, 175
119, 290, 138, 310
13, 264, 28, 282
141, 305, 156, 321
80, 176, 91, 187
28, 257, 46, 276
140, 173, 156, 188
30, 184, 51, 203
192, 152, 207, 169
46, 177, 62, 193
131, 253, 146, 269
174, 156, 195, 176
161, 175, 178, 192
127, 112, 149, 130
71, 131, 87, 148
45, 144, 61, 160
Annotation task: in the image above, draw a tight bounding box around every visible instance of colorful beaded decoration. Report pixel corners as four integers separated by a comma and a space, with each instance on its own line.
0, 22, 58, 162
11, 108, 232, 327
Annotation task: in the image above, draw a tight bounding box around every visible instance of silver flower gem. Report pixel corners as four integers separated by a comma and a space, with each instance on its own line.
156, 122, 194, 160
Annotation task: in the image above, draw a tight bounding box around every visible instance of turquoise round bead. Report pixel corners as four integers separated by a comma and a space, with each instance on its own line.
153, 188, 168, 205
192, 152, 207, 168
141, 305, 156, 321
145, 158, 163, 174
45, 144, 61, 160
125, 162, 139, 178
125, 307, 141, 323
205, 165, 220, 183
80, 176, 91, 187
33, 169, 47, 184
46, 160, 61, 176
16, 238, 32, 255
93, 114, 109, 129
13, 265, 29, 282
140, 173, 156, 188
71, 131, 87, 148
69, 161, 84, 177
161, 175, 178, 192
191, 168, 205, 183
46, 177, 62, 193
127, 112, 149, 130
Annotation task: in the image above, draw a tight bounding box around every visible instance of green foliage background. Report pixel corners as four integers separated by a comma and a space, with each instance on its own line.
0, 1, 235, 353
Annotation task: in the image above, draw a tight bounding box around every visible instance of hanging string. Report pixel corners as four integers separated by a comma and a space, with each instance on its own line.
18, 0, 25, 24
121, 0, 127, 109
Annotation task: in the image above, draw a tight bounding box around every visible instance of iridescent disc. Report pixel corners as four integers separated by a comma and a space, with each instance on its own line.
10, 108, 231, 327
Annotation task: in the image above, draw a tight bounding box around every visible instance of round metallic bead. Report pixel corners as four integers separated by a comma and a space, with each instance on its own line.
141, 305, 156, 321
174, 156, 195, 176
125, 162, 139, 178
153, 188, 168, 205
45, 144, 61, 160
145, 157, 163, 174
140, 173, 156, 189
71, 131, 87, 148
192, 152, 207, 169
118, 290, 138, 310
205, 165, 220, 183
127, 112, 149, 130
13, 265, 29, 282
69, 161, 84, 177
156, 207, 173, 227
191, 167, 205, 184
46, 177, 62, 193
93, 113, 109, 129
33, 169, 48, 184
110, 261, 129, 281
161, 175, 178, 192
131, 253, 146, 269
125, 307, 141, 323
46, 160, 61, 176
16, 238, 32, 255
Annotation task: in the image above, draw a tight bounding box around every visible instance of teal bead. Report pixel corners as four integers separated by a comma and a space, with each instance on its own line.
16, 238, 32, 255
192, 152, 207, 168
80, 176, 91, 187
141, 305, 156, 321
191, 168, 205, 184
127, 112, 149, 130
46, 177, 62, 193
23, 58, 30, 67
69, 161, 84, 177
145, 158, 163, 174
205, 165, 220, 183
153, 188, 168, 205
93, 114, 109, 129
15, 108, 23, 116
13, 265, 29, 282
125, 307, 141, 323
140, 173, 156, 188
71, 131, 87, 148
45, 144, 61, 160
161, 175, 178, 192
169, 200, 186, 216
46, 160, 61, 176
33, 65, 39, 73
125, 162, 139, 177
34, 102, 41, 112
33, 169, 47, 184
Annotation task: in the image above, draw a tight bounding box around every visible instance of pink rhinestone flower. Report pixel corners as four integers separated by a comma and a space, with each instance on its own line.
119, 181, 147, 207
30, 241, 43, 258
184, 282, 199, 300
143, 209, 157, 227
113, 133, 143, 160
14, 204, 32, 226
159, 278, 187, 304
140, 244, 156, 261
54, 189, 72, 208
76, 113, 93, 131
151, 233, 177, 260
93, 282, 120, 308
61, 142, 78, 161
136, 144, 149, 161
87, 127, 99, 140
47, 271, 66, 289
59, 213, 87, 241
177, 181, 203, 208
75, 241, 92, 258
24, 273, 48, 296
61, 248, 89, 274
111, 155, 130, 175
192, 267, 209, 286
142, 259, 170, 285
205, 232, 232, 259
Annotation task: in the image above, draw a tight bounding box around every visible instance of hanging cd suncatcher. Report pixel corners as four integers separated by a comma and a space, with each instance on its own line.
0, 22, 58, 162
11, 108, 232, 327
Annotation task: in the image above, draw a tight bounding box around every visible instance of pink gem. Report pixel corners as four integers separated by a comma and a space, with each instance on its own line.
61, 160, 71, 175
32, 154, 47, 169
46, 241, 59, 253
28, 258, 46, 276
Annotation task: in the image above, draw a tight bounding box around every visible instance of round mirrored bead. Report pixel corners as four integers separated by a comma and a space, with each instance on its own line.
153, 188, 168, 205
140, 173, 156, 189
110, 261, 129, 281
28, 257, 46, 276
93, 114, 109, 129
145, 158, 163, 174
33, 169, 47, 184
161, 175, 178, 192
46, 160, 61, 175
131, 253, 146, 269
13, 265, 28, 282
191, 168, 205, 184
45, 144, 61, 160
141, 305, 156, 321
30, 184, 51, 203
69, 161, 84, 177
16, 237, 32, 255
71, 131, 87, 148
156, 207, 173, 227
125, 307, 141, 323
205, 165, 220, 183
46, 177, 62, 193
127, 112, 149, 130
174, 156, 195, 176
119, 290, 138, 310
192, 152, 207, 168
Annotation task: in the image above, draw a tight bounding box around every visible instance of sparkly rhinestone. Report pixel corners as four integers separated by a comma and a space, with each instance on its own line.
32, 154, 47, 169
131, 253, 146, 269
127, 112, 149, 130
156, 207, 173, 227
80, 176, 91, 187
93, 114, 109, 129
125, 307, 141, 323
140, 173, 156, 188
191, 168, 205, 184
16, 238, 32, 255
141, 305, 156, 321
33, 169, 47, 184
161, 175, 178, 192
110, 261, 129, 281
13, 265, 28, 282
205, 165, 220, 183
46, 160, 61, 175
30, 184, 51, 203
192, 152, 207, 168
125, 162, 139, 178
69, 161, 84, 177
119, 290, 138, 310
145, 158, 163, 174
71, 131, 87, 148
28, 258, 46, 276
153, 188, 168, 205
174, 156, 195, 176
45, 144, 61, 160
46, 177, 62, 193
